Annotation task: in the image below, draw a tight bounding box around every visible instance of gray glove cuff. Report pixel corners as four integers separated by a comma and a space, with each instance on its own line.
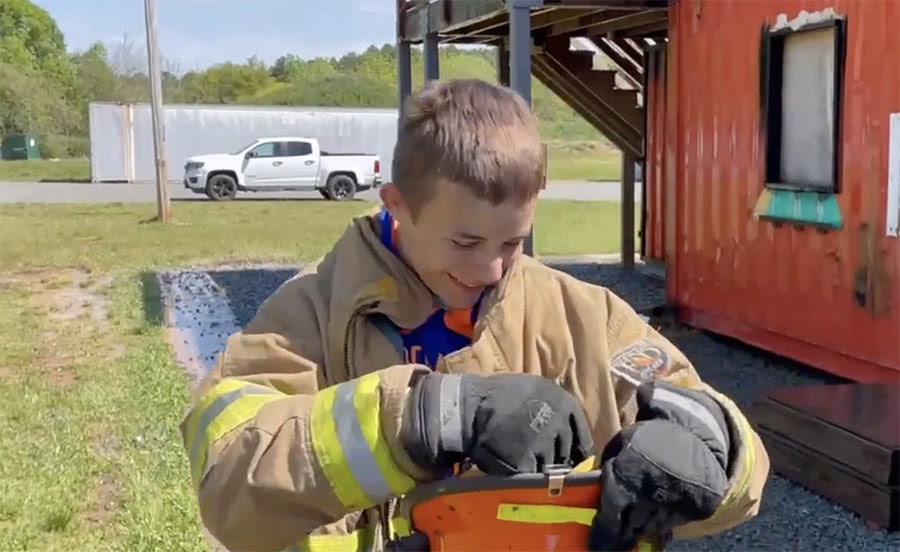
636, 382, 732, 469
399, 373, 470, 473
434, 374, 467, 453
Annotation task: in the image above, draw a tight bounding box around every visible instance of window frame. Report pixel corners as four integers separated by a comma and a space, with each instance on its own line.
248, 141, 278, 159
283, 140, 313, 157
760, 17, 848, 194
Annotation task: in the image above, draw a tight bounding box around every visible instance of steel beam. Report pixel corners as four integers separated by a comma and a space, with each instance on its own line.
402, 0, 506, 42
397, 0, 414, 136
443, 34, 503, 44
397, 41, 413, 127
621, 150, 636, 268
424, 32, 440, 80
459, 7, 576, 37
508, 0, 539, 105
544, 0, 669, 5
397, 0, 667, 42
548, 9, 666, 37
552, 0, 666, 6
507, 0, 540, 256
496, 40, 511, 85
423, 1, 441, 82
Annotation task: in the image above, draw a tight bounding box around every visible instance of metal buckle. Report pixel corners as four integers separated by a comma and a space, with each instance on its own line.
543, 464, 572, 498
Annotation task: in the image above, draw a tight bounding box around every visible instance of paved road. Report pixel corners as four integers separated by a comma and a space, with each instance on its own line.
0, 180, 642, 204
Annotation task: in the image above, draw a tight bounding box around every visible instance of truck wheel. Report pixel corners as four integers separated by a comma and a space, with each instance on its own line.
325, 174, 356, 201
206, 174, 238, 201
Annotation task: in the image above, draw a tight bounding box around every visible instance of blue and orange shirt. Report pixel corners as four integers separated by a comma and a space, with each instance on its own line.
376, 208, 483, 369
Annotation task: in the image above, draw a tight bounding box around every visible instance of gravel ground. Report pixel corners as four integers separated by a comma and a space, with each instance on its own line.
161, 259, 898, 551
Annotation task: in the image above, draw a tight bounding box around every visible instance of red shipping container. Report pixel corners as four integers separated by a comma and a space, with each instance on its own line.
646, 0, 900, 382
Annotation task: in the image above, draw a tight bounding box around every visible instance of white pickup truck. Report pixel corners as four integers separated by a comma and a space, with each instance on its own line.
182, 136, 382, 200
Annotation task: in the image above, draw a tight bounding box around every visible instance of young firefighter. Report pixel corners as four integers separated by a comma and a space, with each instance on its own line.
180, 79, 769, 552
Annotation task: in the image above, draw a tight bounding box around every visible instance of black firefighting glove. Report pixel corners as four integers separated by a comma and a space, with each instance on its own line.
588, 381, 732, 551
400, 372, 594, 476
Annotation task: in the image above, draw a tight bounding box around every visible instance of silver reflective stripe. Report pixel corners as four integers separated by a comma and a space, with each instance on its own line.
332, 380, 394, 504
189, 384, 279, 469
438, 374, 464, 453
652, 387, 729, 453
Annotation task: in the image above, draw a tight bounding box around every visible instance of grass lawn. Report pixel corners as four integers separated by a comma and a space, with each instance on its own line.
0, 199, 630, 550
0, 158, 91, 183
0, 141, 622, 183
534, 200, 636, 256
544, 141, 621, 181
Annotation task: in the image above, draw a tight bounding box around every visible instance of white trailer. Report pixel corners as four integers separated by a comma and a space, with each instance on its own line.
88, 102, 399, 183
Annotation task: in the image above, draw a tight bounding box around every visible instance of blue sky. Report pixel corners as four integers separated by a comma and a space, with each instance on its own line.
34, 0, 397, 72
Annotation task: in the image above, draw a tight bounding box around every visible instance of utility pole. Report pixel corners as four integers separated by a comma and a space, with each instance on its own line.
143, 0, 171, 222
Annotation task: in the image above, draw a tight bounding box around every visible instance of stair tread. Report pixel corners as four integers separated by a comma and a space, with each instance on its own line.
532, 50, 644, 158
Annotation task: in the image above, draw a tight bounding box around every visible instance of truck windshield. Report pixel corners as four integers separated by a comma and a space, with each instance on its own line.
231, 140, 259, 155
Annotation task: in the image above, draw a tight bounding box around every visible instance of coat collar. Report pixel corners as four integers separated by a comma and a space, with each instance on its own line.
333, 212, 522, 334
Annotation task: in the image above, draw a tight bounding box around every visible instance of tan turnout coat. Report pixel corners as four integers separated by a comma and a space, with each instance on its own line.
180, 212, 770, 552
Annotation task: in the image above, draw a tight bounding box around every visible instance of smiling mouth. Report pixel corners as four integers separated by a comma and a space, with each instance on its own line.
448, 273, 481, 290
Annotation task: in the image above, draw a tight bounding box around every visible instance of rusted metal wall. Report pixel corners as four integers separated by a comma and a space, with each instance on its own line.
664, 0, 900, 381
643, 44, 667, 262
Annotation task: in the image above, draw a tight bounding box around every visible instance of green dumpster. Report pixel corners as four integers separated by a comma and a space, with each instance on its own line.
1, 133, 40, 160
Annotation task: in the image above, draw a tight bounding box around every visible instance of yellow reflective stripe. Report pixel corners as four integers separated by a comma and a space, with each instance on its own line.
389, 515, 412, 538
284, 529, 373, 552
498, 505, 663, 551
310, 373, 416, 511
723, 412, 757, 508
353, 374, 417, 497
285, 516, 409, 552
310, 380, 363, 508
183, 379, 284, 487
496, 504, 596, 526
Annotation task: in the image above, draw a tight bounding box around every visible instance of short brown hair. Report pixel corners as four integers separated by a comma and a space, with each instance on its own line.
391, 78, 544, 215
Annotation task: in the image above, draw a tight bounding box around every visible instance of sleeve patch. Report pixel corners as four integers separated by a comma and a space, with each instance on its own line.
610, 341, 671, 385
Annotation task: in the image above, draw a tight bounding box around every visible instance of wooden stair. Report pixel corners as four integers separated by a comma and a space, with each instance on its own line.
531, 35, 651, 159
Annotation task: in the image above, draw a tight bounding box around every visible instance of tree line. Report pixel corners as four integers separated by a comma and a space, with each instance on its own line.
0, 0, 603, 159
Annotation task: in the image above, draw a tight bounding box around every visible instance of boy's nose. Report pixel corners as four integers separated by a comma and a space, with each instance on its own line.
473, 257, 504, 287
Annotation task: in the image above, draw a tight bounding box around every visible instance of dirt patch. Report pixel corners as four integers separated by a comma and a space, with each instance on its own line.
93, 433, 121, 460
34, 270, 111, 327
83, 473, 124, 526
47, 367, 78, 387
0, 268, 117, 384
1, 268, 111, 326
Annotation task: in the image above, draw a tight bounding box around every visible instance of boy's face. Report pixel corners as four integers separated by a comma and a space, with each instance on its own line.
380, 179, 536, 310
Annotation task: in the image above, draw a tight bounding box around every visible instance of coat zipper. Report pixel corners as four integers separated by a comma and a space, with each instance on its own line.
342, 300, 379, 373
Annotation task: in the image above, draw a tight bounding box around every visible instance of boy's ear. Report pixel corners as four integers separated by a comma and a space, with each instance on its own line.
379, 184, 407, 217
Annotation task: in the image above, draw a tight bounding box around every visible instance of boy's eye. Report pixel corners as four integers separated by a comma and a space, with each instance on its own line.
452, 240, 479, 249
